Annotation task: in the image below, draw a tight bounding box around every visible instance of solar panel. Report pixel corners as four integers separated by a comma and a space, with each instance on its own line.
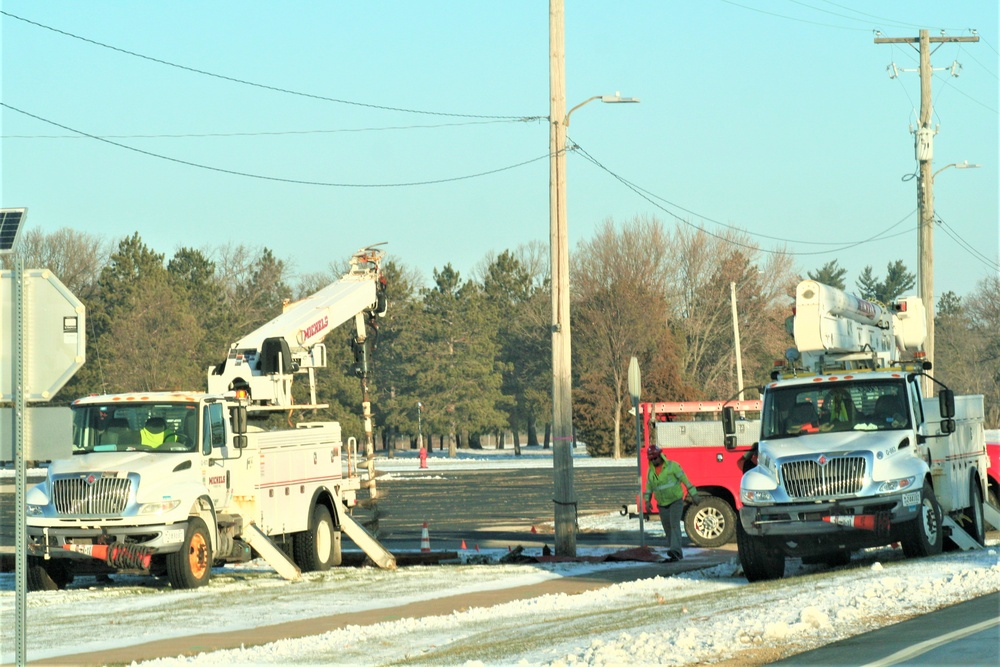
0, 208, 26, 253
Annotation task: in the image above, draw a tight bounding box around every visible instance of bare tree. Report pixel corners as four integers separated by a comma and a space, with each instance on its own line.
572, 216, 679, 458
667, 226, 796, 399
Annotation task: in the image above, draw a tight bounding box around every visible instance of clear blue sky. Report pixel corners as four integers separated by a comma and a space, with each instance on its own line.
2, 2, 997, 299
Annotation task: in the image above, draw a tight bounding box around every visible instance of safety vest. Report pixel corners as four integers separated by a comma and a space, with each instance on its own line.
647, 459, 696, 507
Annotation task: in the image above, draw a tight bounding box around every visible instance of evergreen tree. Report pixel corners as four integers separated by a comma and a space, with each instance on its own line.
807, 260, 847, 290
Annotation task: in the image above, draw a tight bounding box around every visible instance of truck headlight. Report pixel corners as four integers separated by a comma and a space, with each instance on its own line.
877, 476, 916, 494
741, 489, 774, 503
138, 499, 182, 515
26, 503, 45, 517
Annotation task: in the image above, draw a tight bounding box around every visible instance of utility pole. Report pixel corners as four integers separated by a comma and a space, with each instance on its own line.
549, 0, 575, 557
875, 30, 978, 396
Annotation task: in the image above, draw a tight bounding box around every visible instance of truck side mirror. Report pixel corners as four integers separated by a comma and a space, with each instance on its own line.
722, 406, 737, 451
939, 389, 955, 419
230, 405, 248, 449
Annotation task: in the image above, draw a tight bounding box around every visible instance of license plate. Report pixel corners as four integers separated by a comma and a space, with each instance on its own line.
902, 491, 920, 506
161, 528, 185, 544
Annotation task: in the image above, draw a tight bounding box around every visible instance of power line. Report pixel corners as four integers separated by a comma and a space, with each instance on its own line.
1, 103, 550, 188
571, 139, 917, 256
2, 118, 539, 140
1, 10, 536, 121
936, 213, 1000, 272
717, 0, 867, 31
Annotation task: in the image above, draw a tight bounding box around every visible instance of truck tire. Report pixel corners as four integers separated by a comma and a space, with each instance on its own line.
167, 517, 213, 589
899, 481, 943, 558
684, 496, 737, 548
736, 516, 785, 582
26, 557, 73, 591
958, 478, 986, 547
293, 504, 341, 571
987, 488, 1000, 532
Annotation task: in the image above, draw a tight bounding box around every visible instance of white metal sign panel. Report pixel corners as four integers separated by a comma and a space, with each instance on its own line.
1, 269, 86, 401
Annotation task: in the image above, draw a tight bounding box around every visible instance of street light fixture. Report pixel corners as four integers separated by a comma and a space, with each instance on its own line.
549, 91, 638, 557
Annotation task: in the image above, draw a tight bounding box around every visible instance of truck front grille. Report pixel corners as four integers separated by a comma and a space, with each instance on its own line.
52, 477, 132, 515
780, 456, 866, 499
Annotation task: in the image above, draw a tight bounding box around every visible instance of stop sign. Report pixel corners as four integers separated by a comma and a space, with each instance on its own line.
1, 269, 85, 401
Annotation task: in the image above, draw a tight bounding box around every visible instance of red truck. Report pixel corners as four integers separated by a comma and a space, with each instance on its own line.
622, 400, 760, 547
988, 429, 999, 529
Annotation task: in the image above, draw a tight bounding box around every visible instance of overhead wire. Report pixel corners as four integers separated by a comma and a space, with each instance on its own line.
1, 103, 551, 188
0, 10, 538, 122
2, 118, 534, 140
935, 213, 1000, 272
570, 139, 918, 257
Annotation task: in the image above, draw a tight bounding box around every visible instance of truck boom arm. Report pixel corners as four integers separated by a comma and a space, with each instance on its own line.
208, 246, 387, 409
792, 280, 925, 372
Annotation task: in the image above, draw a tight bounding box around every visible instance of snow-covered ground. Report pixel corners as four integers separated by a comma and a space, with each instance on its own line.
3, 449, 998, 666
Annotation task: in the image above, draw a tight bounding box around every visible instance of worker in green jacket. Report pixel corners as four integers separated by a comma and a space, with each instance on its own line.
645, 444, 699, 562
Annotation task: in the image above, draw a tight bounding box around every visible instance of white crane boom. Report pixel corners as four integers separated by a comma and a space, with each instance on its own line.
207, 246, 387, 409
791, 280, 925, 372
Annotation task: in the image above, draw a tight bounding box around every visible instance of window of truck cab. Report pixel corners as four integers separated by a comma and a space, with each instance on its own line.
761, 379, 910, 438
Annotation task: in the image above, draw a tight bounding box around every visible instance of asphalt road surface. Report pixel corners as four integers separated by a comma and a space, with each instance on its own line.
363, 465, 646, 553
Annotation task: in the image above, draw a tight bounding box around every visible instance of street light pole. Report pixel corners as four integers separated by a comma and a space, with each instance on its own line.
549, 0, 638, 557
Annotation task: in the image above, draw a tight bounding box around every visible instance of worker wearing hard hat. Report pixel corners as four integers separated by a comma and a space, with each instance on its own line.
644, 445, 699, 562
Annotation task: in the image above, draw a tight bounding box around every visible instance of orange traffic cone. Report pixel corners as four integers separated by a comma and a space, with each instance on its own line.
530, 525, 538, 534
475, 544, 480, 553
421, 521, 431, 552
461, 539, 467, 550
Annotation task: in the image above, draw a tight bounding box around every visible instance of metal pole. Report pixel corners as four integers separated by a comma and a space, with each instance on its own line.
14, 253, 28, 666
635, 401, 645, 548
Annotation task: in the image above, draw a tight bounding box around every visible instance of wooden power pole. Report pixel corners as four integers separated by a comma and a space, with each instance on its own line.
874, 30, 979, 395
549, 0, 576, 557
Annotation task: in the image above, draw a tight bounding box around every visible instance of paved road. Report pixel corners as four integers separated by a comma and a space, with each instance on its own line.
370, 465, 644, 552
771, 591, 1000, 666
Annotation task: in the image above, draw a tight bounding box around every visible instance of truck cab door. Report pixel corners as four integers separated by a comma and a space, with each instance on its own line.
202, 402, 233, 508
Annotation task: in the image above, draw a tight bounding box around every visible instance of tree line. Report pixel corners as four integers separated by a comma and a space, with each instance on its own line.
5, 220, 997, 458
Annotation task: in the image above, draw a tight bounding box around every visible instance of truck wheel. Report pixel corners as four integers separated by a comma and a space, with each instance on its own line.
293, 504, 340, 571
899, 481, 943, 558
987, 488, 1000, 532
736, 516, 785, 582
167, 517, 213, 589
26, 557, 73, 591
959, 479, 986, 547
684, 496, 736, 547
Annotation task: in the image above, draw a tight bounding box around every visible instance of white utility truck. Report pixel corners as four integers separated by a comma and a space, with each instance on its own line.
725, 280, 989, 582
26, 247, 394, 590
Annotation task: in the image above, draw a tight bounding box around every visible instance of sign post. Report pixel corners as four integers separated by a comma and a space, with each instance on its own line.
627, 356, 644, 547
0, 209, 86, 667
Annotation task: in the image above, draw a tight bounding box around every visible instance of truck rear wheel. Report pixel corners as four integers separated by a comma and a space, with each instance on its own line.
293, 504, 341, 571
958, 478, 986, 547
167, 517, 213, 589
26, 557, 73, 591
988, 488, 1000, 532
736, 516, 785, 582
684, 496, 736, 547
899, 481, 943, 558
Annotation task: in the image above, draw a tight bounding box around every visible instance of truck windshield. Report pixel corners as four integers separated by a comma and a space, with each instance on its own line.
71, 403, 199, 453
761, 380, 910, 439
